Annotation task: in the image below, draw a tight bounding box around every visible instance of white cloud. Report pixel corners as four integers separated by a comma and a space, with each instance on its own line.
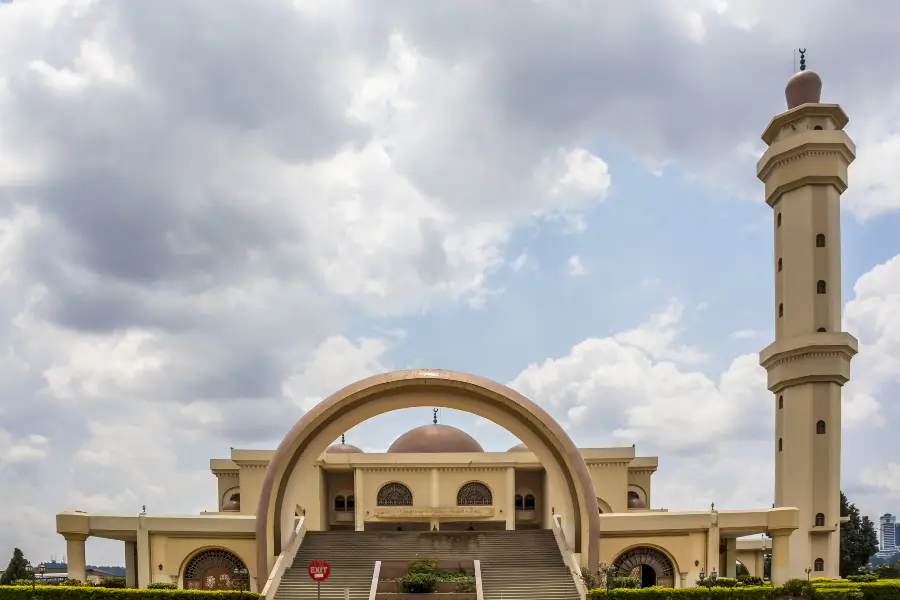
567, 255, 586, 277
282, 335, 391, 411
614, 300, 709, 364
730, 328, 758, 339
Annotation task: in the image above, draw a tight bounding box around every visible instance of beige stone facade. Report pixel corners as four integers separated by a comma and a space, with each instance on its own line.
55, 64, 856, 592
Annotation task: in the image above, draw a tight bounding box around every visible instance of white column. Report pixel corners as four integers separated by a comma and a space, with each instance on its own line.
65, 534, 88, 581
505, 467, 515, 530
125, 541, 137, 588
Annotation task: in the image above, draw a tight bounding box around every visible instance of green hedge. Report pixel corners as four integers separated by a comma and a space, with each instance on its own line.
0, 587, 259, 600
586, 580, 900, 600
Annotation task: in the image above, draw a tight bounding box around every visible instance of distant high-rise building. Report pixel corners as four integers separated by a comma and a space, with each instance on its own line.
881, 514, 897, 551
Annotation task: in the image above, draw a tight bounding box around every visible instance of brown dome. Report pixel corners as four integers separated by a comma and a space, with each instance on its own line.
388, 424, 484, 453
326, 443, 363, 454
627, 495, 647, 509
785, 70, 822, 109
507, 443, 530, 452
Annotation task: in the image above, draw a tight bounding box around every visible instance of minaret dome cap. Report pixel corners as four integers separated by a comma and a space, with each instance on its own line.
785, 49, 821, 109
786, 70, 822, 109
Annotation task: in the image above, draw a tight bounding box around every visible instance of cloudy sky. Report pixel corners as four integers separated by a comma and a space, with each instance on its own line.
2, 0, 899, 567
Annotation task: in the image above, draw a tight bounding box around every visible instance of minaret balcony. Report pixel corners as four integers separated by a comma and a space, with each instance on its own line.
759, 332, 858, 393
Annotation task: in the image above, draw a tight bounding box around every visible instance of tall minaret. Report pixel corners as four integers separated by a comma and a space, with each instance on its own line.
757, 51, 858, 582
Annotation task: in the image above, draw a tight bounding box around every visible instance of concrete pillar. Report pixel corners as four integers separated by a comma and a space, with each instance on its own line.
125, 541, 137, 588
354, 468, 365, 531
136, 517, 151, 589
64, 534, 88, 581
505, 468, 515, 530
770, 533, 791, 586
706, 525, 720, 577
430, 468, 440, 507
725, 539, 737, 578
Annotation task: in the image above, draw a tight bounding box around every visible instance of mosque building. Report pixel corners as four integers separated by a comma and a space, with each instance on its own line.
56, 55, 857, 596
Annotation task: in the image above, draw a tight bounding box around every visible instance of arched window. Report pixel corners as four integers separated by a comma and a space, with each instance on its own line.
334, 495, 346, 511
816, 234, 826, 247
515, 494, 524, 510
815, 513, 825, 527
347, 495, 355, 510
779, 303, 784, 317
814, 558, 824, 572
814, 125, 823, 131
778, 258, 783, 272
777, 213, 782, 227
817, 328, 826, 332
816, 420, 826, 434
778, 438, 783, 452
817, 280, 827, 294
778, 396, 784, 409
183, 549, 248, 590
377, 483, 413, 506
524, 494, 536, 510
457, 482, 493, 506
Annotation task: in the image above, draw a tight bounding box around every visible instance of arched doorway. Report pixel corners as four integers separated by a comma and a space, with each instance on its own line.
611, 546, 676, 588
182, 549, 248, 590
255, 369, 601, 585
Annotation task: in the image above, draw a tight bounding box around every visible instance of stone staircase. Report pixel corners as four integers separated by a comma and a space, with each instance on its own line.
272, 529, 580, 600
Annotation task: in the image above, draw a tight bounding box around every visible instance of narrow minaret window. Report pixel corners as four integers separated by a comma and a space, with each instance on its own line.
816, 420, 826, 434
778, 438, 783, 452
815, 513, 825, 526
816, 233, 826, 247
778, 258, 783, 271
778, 303, 784, 317
777, 213, 782, 227
817, 280, 827, 294
778, 396, 783, 409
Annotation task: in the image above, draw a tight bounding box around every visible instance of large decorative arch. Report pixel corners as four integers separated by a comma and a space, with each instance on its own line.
255, 369, 600, 585
456, 481, 493, 506
181, 547, 248, 590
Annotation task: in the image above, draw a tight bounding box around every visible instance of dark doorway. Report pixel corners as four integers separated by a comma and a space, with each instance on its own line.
640, 564, 657, 587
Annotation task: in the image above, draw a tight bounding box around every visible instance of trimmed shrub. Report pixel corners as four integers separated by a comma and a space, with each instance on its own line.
741, 577, 765, 587
848, 576, 879, 584
146, 585, 176, 591
398, 572, 437, 593
611, 577, 642, 589
0, 586, 259, 600
588, 586, 778, 600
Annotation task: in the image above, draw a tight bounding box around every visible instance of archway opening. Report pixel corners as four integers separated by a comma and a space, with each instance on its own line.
256, 370, 600, 583
612, 546, 676, 589
182, 549, 248, 591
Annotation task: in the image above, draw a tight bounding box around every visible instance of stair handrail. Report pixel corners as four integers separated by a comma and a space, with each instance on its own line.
260, 515, 306, 600
368, 560, 382, 600
551, 514, 588, 600
473, 559, 484, 600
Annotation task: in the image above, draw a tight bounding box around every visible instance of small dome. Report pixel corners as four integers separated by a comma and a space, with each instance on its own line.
627, 495, 647, 509
388, 424, 484, 453
785, 70, 822, 109
507, 443, 530, 452
326, 443, 364, 454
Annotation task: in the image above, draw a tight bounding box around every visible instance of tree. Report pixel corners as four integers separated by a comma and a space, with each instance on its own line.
0, 548, 30, 585
840, 491, 878, 577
